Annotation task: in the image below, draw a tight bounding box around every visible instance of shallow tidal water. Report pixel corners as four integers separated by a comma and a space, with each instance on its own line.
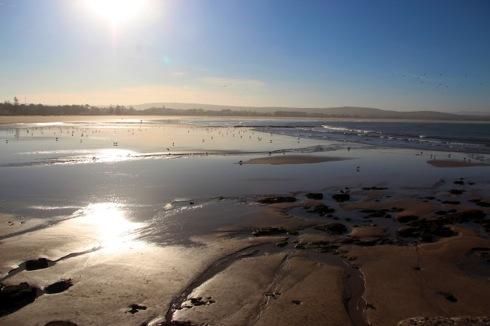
0, 116, 489, 229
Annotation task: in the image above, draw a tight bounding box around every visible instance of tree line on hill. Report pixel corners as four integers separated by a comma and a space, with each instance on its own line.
1, 100, 488, 120
0, 101, 339, 117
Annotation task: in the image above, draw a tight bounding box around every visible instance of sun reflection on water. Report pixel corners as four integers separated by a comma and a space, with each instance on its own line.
81, 202, 145, 251
87, 148, 137, 163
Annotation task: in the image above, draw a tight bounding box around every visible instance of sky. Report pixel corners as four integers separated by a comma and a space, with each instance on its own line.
0, 0, 489, 112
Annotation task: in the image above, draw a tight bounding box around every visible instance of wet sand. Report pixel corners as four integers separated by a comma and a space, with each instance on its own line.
1, 179, 489, 325
244, 155, 350, 165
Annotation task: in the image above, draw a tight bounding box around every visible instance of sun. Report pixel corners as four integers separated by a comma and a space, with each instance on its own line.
86, 0, 148, 25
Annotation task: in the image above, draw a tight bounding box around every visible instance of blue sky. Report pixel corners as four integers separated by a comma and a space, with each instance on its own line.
0, 0, 489, 111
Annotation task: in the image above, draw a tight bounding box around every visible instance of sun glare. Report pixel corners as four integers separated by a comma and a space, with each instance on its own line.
86, 0, 148, 24
81, 202, 145, 250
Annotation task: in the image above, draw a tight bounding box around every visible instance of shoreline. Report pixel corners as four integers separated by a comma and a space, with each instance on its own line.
427, 159, 490, 168
2, 114, 490, 125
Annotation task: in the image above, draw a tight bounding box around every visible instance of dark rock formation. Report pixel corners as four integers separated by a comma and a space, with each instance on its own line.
332, 193, 350, 202
0, 282, 40, 316
24, 258, 53, 271
127, 303, 147, 314
44, 279, 73, 294
305, 192, 323, 200
257, 196, 296, 204
252, 227, 288, 236
314, 223, 348, 235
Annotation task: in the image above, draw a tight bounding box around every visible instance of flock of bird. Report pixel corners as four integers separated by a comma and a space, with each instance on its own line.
2, 124, 304, 155
400, 72, 487, 89
2, 123, 486, 168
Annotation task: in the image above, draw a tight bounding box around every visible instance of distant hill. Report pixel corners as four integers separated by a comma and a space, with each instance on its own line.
1, 102, 489, 121
134, 103, 490, 121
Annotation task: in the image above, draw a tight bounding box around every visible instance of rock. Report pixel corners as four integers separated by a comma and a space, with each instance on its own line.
294, 243, 306, 249
305, 192, 323, 200
477, 201, 490, 208
303, 240, 339, 252
252, 227, 288, 236
397, 316, 490, 326
362, 186, 388, 191
24, 258, 53, 271
447, 209, 486, 223
449, 189, 464, 195
306, 203, 335, 215
397, 219, 458, 242
257, 196, 296, 204
397, 215, 419, 223
355, 238, 379, 246
332, 193, 350, 202
442, 200, 460, 205
45, 322, 78, 326
435, 209, 457, 215
431, 226, 457, 238
127, 303, 147, 314
314, 223, 348, 235
182, 296, 215, 308
437, 291, 457, 302
0, 282, 40, 316
44, 279, 73, 294
265, 291, 281, 299
390, 207, 405, 212
397, 226, 419, 238
366, 211, 386, 218
276, 240, 288, 247
158, 322, 197, 326
471, 199, 490, 208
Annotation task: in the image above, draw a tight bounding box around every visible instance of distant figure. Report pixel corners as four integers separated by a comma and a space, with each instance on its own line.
356, 166, 360, 173
239, 160, 243, 165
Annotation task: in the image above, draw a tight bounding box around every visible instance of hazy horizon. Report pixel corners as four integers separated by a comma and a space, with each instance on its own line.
1, 0, 490, 112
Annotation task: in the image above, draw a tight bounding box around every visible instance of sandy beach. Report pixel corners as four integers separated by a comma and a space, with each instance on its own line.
1, 117, 489, 326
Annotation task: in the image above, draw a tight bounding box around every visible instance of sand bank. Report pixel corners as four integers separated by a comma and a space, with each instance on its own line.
244, 155, 349, 165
